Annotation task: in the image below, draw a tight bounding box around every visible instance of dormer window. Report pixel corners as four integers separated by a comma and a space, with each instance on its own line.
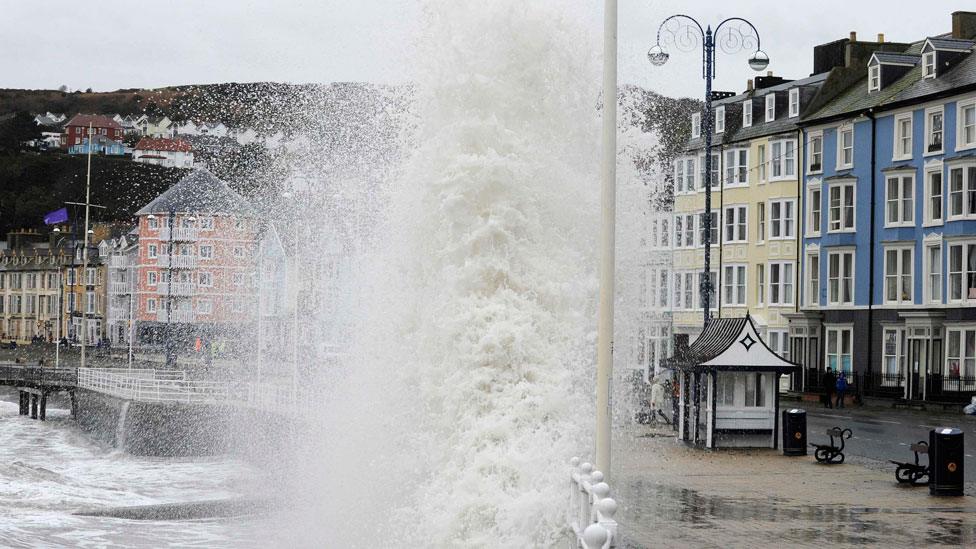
691, 112, 701, 139
715, 106, 725, 134
923, 52, 936, 78
868, 65, 881, 92
743, 100, 753, 127
789, 89, 800, 118
765, 94, 775, 122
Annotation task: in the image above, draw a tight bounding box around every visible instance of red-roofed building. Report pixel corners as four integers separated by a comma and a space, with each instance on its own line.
61, 114, 124, 149
133, 137, 194, 168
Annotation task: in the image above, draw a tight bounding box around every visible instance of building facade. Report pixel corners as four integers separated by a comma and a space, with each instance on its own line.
133, 137, 194, 168
61, 114, 124, 149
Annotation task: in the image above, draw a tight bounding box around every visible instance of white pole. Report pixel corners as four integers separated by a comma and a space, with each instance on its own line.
293, 220, 299, 392
81, 122, 93, 370
128, 262, 134, 369
596, 0, 617, 479
55, 269, 61, 368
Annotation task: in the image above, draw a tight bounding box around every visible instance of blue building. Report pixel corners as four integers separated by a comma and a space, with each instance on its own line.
68, 134, 126, 156
791, 11, 976, 403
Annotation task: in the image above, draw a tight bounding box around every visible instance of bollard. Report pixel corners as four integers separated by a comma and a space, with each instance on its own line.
782, 408, 807, 456
930, 427, 964, 496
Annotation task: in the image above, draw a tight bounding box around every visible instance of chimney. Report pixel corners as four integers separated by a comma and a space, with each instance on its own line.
953, 11, 976, 39
767, 70, 773, 77
877, 33, 885, 43
746, 79, 754, 92
850, 31, 857, 42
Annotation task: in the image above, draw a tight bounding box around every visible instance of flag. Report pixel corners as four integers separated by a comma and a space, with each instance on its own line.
44, 207, 69, 225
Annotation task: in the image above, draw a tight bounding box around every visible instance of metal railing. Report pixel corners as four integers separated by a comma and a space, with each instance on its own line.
109, 307, 130, 320
77, 367, 230, 403
157, 255, 197, 269
108, 256, 129, 269
157, 282, 196, 296
109, 281, 130, 294
156, 309, 195, 323
159, 227, 199, 241
568, 457, 618, 549
927, 374, 976, 402
0, 363, 78, 386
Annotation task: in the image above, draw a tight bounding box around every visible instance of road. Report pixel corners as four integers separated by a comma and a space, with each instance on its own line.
800, 403, 976, 473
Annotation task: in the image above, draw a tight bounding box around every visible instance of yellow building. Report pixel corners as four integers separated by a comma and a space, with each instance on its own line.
670, 73, 828, 361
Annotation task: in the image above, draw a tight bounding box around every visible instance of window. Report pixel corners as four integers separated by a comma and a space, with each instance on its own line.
770, 139, 796, 179
769, 330, 790, 361
948, 164, 976, 218
808, 133, 823, 173
958, 100, 976, 150
148, 244, 157, 258
691, 112, 701, 139
86, 267, 95, 286
199, 272, 213, 287
147, 298, 157, 313
723, 264, 746, 306
199, 244, 214, 259
837, 126, 854, 169
828, 182, 856, 232
659, 218, 670, 248
769, 199, 795, 239
884, 246, 914, 304
828, 250, 855, 305
700, 270, 717, 311
698, 211, 718, 247
923, 51, 936, 78
868, 65, 881, 92
674, 213, 695, 248
826, 326, 854, 376
233, 272, 245, 286
742, 100, 753, 127
882, 328, 906, 377
716, 373, 735, 407
148, 217, 158, 229
926, 169, 944, 225
715, 106, 725, 134
198, 217, 214, 229
789, 88, 800, 117
684, 158, 696, 191
757, 202, 766, 241
197, 299, 213, 314
233, 246, 245, 258
894, 114, 912, 160
724, 149, 748, 186
885, 174, 914, 226
926, 243, 942, 304
699, 152, 719, 190
948, 242, 976, 302
946, 328, 976, 378
758, 144, 767, 182
674, 159, 685, 193
807, 186, 822, 236
807, 252, 820, 307
765, 94, 775, 122
926, 108, 944, 154
768, 261, 794, 306
86, 291, 95, 314
724, 205, 747, 243
756, 264, 765, 305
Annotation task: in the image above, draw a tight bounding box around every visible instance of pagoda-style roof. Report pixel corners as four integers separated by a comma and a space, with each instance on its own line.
135, 170, 256, 217
669, 314, 799, 373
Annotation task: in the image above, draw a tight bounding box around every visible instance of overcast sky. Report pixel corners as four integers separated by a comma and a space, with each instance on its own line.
1, 1, 965, 99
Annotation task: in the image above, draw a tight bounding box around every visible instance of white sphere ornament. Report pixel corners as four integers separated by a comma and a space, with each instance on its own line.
582, 524, 609, 549
749, 50, 770, 71
647, 45, 669, 66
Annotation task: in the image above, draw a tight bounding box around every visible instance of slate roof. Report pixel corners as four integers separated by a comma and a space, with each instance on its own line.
64, 114, 123, 130
872, 52, 920, 65
804, 34, 976, 123
927, 37, 975, 51
135, 170, 257, 217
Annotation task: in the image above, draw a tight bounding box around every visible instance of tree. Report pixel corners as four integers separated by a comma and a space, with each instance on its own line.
0, 111, 43, 152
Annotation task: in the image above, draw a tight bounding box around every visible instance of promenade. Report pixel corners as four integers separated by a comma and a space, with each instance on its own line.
615, 422, 976, 548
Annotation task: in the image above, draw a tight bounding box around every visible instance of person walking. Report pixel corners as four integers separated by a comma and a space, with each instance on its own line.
823, 368, 836, 409
649, 378, 670, 425
835, 372, 848, 409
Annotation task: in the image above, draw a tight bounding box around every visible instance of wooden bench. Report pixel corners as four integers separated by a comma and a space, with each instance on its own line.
889, 441, 929, 486
810, 427, 852, 464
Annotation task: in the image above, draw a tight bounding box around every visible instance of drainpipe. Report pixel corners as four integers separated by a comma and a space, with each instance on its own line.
866, 109, 877, 403
796, 128, 804, 393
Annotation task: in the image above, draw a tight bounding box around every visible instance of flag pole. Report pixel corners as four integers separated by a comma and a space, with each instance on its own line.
80, 122, 93, 370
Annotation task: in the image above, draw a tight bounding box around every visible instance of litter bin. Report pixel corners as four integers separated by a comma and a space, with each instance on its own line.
930, 427, 964, 496
782, 408, 807, 456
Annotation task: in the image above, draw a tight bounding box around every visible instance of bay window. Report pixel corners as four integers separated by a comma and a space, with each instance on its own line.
947, 241, 976, 302
699, 211, 718, 247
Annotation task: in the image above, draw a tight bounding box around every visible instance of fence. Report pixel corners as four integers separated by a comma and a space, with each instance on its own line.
77, 367, 232, 403
568, 457, 618, 549
0, 363, 77, 386
926, 374, 976, 402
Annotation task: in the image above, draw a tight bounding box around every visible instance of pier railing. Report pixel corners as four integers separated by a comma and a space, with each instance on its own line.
78, 367, 231, 403
0, 363, 78, 387
568, 457, 619, 549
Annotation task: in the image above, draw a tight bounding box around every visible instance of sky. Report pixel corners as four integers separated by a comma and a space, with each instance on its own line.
1, 1, 967, 99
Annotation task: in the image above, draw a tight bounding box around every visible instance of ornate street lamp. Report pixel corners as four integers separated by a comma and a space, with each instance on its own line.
648, 15, 768, 327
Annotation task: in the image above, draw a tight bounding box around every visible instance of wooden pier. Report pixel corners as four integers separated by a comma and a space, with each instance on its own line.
0, 363, 78, 421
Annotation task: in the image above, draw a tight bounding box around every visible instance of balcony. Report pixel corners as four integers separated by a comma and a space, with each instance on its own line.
158, 227, 199, 241
156, 255, 197, 269
156, 282, 196, 296
109, 256, 129, 269
109, 307, 130, 320
156, 309, 196, 323
109, 281, 130, 295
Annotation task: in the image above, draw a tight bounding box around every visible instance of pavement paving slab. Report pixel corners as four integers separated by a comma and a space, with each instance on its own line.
614, 425, 976, 548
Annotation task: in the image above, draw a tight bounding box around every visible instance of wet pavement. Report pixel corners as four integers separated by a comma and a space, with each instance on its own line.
614, 425, 976, 548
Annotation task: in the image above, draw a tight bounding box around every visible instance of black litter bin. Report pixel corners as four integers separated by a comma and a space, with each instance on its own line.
930, 427, 965, 496
782, 408, 807, 456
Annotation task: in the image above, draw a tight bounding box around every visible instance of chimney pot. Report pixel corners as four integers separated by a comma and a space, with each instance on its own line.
877, 33, 885, 43
850, 31, 857, 42
767, 70, 773, 77
747, 80, 754, 91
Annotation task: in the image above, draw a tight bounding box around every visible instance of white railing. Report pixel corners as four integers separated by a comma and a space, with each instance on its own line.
569, 457, 619, 549
109, 281, 130, 294
109, 307, 130, 320
109, 256, 129, 269
77, 367, 230, 403
157, 255, 198, 269
156, 309, 196, 323
159, 227, 199, 241
244, 382, 313, 417
157, 282, 196, 296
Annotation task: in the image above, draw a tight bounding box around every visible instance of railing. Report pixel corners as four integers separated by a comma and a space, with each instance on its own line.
159, 227, 199, 241
109, 256, 129, 269
109, 307, 130, 320
156, 282, 196, 296
569, 457, 618, 549
862, 372, 905, 398
244, 382, 313, 417
156, 309, 196, 323
109, 281, 130, 294
0, 363, 79, 386
77, 367, 230, 403
157, 255, 198, 269
927, 374, 976, 402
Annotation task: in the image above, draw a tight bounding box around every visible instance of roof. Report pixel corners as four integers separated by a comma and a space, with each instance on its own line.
64, 114, 123, 130
872, 52, 920, 65
926, 37, 975, 51
135, 170, 257, 217
134, 137, 191, 152
669, 315, 798, 372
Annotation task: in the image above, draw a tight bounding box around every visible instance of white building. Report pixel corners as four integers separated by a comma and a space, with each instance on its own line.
103, 234, 139, 346
133, 137, 194, 168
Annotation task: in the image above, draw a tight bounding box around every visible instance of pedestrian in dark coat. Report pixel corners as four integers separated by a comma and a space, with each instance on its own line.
823, 368, 836, 409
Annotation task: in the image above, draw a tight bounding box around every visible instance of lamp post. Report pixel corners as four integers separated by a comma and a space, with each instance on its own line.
150, 209, 194, 368
647, 15, 769, 327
